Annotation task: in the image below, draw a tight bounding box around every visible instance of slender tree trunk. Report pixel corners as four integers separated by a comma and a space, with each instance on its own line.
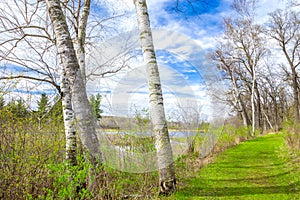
282, 43, 299, 121
77, 0, 90, 85
274, 98, 279, 131
281, 34, 300, 121
292, 70, 299, 121
240, 98, 250, 127
255, 82, 262, 133
46, 0, 102, 167
133, 0, 176, 195
60, 67, 77, 166
262, 105, 273, 130
232, 73, 250, 127
251, 72, 256, 136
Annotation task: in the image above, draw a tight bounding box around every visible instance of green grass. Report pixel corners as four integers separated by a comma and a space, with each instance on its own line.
170, 133, 300, 199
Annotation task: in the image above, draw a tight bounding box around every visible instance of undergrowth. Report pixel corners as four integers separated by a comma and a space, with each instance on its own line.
3, 106, 293, 200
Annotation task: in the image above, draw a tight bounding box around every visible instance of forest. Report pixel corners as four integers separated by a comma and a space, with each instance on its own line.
0, 0, 299, 199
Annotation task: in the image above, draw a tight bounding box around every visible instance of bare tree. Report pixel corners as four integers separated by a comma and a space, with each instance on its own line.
220, 0, 267, 135
133, 0, 176, 195
267, 8, 300, 121
0, 0, 59, 91
259, 56, 288, 131
175, 100, 202, 154
62, 0, 128, 83
213, 46, 251, 128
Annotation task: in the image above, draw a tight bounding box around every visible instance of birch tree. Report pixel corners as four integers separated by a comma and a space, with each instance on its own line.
60, 0, 91, 166
77, 0, 89, 85
63, 0, 90, 85
133, 0, 176, 195
0, 0, 79, 165
45, 0, 102, 168
0, 0, 127, 168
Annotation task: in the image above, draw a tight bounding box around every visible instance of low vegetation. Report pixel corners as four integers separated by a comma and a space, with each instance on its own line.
1, 97, 299, 199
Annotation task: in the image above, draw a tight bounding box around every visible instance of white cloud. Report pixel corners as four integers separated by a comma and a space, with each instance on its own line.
1, 0, 287, 115
255, 0, 286, 24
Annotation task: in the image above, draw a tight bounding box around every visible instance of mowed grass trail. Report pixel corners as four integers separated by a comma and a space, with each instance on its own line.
173, 134, 300, 199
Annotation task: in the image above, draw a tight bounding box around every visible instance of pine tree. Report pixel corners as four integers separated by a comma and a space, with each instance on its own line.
7, 98, 28, 118
89, 93, 103, 119
37, 93, 49, 117
0, 96, 4, 109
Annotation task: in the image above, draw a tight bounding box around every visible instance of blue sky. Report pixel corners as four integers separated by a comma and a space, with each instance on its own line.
85, 21, 224, 120
0, 0, 286, 115
86, 0, 286, 120
88, 0, 231, 115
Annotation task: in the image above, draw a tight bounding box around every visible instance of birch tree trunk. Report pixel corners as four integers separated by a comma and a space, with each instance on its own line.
46, 0, 102, 167
60, 66, 77, 166
133, 0, 176, 195
77, 0, 90, 85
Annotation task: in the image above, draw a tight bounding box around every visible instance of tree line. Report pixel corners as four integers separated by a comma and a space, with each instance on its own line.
213, 0, 299, 135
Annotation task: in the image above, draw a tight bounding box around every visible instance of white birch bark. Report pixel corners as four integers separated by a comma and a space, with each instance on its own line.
77, 0, 90, 85
60, 65, 77, 166
46, 0, 102, 166
133, 0, 176, 195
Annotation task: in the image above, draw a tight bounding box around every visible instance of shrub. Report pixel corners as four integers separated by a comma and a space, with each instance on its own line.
0, 108, 65, 199
212, 125, 251, 153
282, 121, 300, 172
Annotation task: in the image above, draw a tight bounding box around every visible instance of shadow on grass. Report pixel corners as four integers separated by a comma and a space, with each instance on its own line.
175, 134, 299, 198
216, 162, 285, 169
177, 181, 300, 197
201, 171, 292, 182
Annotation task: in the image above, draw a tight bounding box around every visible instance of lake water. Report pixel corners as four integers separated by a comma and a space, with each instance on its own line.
100, 131, 204, 138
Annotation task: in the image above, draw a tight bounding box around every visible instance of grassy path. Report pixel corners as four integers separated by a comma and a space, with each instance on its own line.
173, 134, 300, 199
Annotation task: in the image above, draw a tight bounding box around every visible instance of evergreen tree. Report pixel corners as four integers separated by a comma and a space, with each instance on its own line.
0, 96, 4, 109
37, 93, 49, 116
89, 93, 103, 119
50, 95, 63, 118
7, 98, 28, 118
